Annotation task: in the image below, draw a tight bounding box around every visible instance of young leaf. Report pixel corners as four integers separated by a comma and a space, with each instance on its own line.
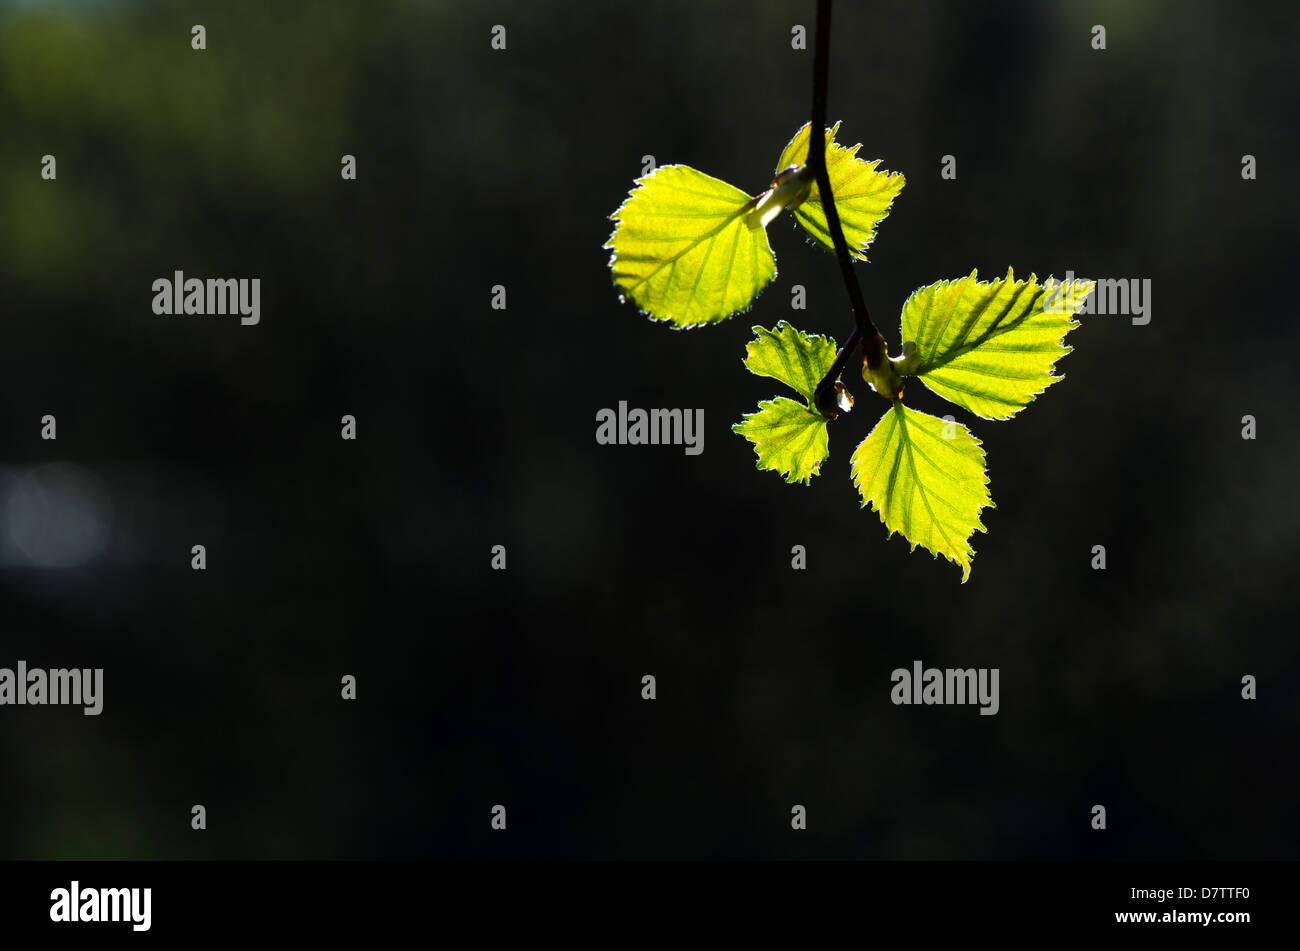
733, 397, 831, 485
774, 122, 904, 261
605, 164, 776, 327
732, 321, 839, 484
850, 402, 992, 582
898, 269, 1095, 420
739, 319, 837, 402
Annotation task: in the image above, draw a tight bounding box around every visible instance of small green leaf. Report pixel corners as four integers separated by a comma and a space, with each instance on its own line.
850, 402, 992, 582
740, 319, 837, 402
899, 268, 1095, 420
774, 122, 904, 261
733, 397, 831, 485
733, 321, 840, 484
605, 164, 776, 327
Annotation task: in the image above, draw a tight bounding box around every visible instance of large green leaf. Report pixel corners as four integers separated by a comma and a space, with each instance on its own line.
605, 164, 775, 327
898, 269, 1094, 420
733, 321, 841, 484
774, 122, 904, 261
850, 402, 992, 582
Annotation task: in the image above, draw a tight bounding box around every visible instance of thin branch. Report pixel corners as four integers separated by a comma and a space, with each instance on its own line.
808, 0, 888, 418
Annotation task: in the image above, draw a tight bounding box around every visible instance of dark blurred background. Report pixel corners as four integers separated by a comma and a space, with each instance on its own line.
0, 0, 1297, 859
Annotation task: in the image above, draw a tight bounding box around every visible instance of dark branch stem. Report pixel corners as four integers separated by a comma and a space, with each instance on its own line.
821, 325, 861, 387
809, 0, 887, 418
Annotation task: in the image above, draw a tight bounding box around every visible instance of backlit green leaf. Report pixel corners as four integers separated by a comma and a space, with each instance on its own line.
898, 268, 1094, 420
774, 122, 904, 261
850, 402, 992, 582
605, 164, 775, 327
733, 397, 831, 485
740, 319, 837, 402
